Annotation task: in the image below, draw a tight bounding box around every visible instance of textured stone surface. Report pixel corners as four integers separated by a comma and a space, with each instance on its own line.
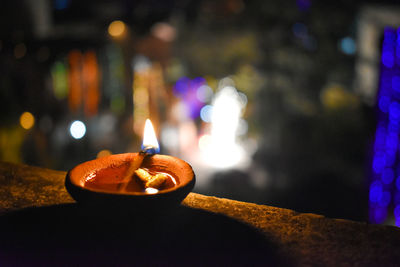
1, 161, 400, 266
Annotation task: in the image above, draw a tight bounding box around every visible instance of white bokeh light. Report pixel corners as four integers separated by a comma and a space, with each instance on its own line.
200, 84, 248, 169
70, 120, 86, 139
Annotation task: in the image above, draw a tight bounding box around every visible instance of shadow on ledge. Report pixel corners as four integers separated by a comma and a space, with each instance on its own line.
0, 204, 290, 266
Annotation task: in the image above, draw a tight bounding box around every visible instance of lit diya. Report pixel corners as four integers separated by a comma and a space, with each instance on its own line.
65, 119, 195, 211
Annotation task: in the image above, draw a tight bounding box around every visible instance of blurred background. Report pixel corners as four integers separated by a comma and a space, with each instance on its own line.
1, 0, 400, 226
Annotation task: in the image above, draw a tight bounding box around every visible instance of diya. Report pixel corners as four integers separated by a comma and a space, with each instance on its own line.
65, 119, 195, 211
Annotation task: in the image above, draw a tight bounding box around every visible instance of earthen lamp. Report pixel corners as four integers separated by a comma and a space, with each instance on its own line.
65, 119, 195, 211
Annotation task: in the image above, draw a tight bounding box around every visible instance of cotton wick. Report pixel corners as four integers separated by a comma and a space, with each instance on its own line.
140, 146, 158, 156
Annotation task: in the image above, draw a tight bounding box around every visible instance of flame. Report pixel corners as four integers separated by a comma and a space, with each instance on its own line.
142, 119, 160, 153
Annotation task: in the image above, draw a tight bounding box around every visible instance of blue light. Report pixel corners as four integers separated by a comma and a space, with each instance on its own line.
385, 132, 398, 150
192, 77, 206, 85
373, 156, 385, 173
396, 45, 400, 65
393, 76, 400, 92
398, 27, 400, 44
369, 180, 383, 203
384, 28, 396, 44
54, 0, 69, 10
375, 126, 386, 140
385, 153, 396, 167
388, 121, 400, 133
371, 26, 400, 225
378, 191, 391, 207
382, 76, 392, 88
382, 51, 394, 68
395, 205, 400, 218
389, 102, 400, 121
396, 177, 400, 190
339, 37, 356, 55
378, 96, 390, 113
173, 77, 190, 96
200, 105, 213, 123
382, 168, 395, 184
292, 23, 308, 39
373, 207, 387, 224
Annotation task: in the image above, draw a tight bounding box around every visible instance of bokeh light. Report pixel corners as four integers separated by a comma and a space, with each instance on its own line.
292, 22, 308, 39
200, 81, 249, 169
382, 168, 394, 184
339, 37, 356, 55
392, 76, 400, 92
70, 120, 86, 139
54, 0, 70, 10
20, 112, 35, 130
151, 22, 176, 42
378, 191, 391, 207
108, 20, 126, 38
200, 105, 213, 123
373, 28, 400, 226
369, 180, 383, 203
196, 85, 213, 103
198, 134, 212, 151
382, 51, 394, 68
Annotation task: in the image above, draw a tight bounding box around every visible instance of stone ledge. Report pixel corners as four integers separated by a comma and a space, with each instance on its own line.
1, 161, 400, 266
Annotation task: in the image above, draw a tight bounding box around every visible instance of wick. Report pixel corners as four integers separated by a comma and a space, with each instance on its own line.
118, 147, 158, 192
140, 146, 158, 155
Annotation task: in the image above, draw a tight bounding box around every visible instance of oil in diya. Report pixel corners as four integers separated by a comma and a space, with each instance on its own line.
83, 165, 178, 194
65, 119, 195, 210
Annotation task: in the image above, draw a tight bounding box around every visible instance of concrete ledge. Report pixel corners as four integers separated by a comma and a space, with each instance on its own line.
1, 161, 400, 266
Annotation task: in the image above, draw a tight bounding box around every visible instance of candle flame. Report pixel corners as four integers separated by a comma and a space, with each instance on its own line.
142, 119, 160, 153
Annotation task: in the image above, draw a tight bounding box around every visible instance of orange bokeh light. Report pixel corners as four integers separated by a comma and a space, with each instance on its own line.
108, 20, 126, 38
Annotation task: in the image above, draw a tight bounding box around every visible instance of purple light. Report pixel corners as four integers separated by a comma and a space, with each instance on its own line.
296, 0, 311, 12
373, 207, 388, 224
173, 77, 191, 96
173, 77, 207, 119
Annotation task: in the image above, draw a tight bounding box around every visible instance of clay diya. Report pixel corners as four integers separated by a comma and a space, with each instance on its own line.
65, 119, 195, 212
